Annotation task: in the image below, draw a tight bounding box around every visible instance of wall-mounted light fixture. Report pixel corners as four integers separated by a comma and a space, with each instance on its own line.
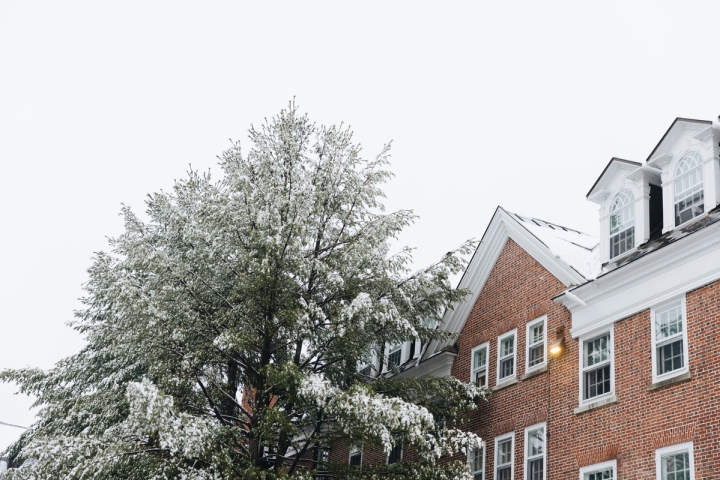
549, 326, 565, 357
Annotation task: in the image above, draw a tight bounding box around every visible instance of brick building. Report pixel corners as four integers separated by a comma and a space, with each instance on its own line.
346, 117, 720, 479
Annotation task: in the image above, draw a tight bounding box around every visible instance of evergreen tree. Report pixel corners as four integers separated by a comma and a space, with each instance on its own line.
0, 103, 487, 479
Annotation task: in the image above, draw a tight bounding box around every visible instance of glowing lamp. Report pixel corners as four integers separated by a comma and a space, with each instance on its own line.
549, 337, 565, 356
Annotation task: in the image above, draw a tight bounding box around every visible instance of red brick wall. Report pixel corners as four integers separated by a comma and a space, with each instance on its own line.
453, 238, 720, 478
328, 238, 720, 478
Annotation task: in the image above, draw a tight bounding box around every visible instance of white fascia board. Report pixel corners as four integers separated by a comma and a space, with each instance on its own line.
566, 223, 720, 338
423, 208, 586, 358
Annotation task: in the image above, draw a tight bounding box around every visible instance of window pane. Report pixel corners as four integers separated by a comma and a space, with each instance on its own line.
473, 347, 487, 369
470, 446, 483, 473
658, 339, 684, 375
388, 349, 401, 367
501, 336, 515, 357
586, 468, 614, 480
656, 304, 683, 340
584, 364, 611, 399
497, 439, 512, 465
527, 458, 544, 480
474, 370, 487, 387
497, 466, 511, 480
661, 451, 690, 480
500, 357, 514, 379
527, 428, 544, 457
584, 333, 610, 367
529, 344, 544, 367
349, 453, 361, 466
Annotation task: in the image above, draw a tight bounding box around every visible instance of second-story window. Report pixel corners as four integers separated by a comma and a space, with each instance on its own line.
471, 343, 488, 387
387, 437, 402, 465
349, 444, 362, 466
469, 445, 484, 480
609, 190, 635, 258
581, 330, 613, 402
526, 317, 546, 371
497, 330, 516, 383
674, 151, 704, 226
652, 298, 689, 382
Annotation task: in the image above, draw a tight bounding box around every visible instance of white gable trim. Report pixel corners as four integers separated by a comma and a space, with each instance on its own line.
423, 207, 587, 359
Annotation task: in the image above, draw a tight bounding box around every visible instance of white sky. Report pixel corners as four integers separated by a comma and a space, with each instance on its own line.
2, 0, 720, 451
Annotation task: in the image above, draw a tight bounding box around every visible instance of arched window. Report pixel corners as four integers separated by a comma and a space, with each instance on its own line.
674, 151, 704, 226
609, 190, 634, 258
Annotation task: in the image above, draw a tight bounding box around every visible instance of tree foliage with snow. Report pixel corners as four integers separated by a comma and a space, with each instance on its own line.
0, 103, 487, 479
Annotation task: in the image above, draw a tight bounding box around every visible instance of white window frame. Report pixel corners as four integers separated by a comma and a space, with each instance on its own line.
525, 316, 547, 373
578, 327, 615, 406
524, 422, 546, 480
655, 441, 695, 480
348, 444, 362, 467
579, 459, 617, 480
651, 296, 690, 384
471, 342, 489, 387
468, 443, 486, 480
494, 432, 514, 480
496, 329, 517, 385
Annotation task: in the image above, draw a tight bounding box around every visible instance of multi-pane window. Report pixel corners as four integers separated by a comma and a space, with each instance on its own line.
581, 331, 612, 401
388, 344, 402, 369
526, 317, 546, 371
387, 438, 402, 465
349, 445, 362, 466
656, 443, 694, 480
525, 424, 545, 480
469, 445, 484, 480
497, 330, 516, 383
609, 190, 635, 258
495, 434, 514, 480
652, 300, 688, 381
580, 460, 616, 480
674, 151, 704, 226
471, 343, 488, 387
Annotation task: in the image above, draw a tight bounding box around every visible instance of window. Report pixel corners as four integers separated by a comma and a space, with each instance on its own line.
651, 299, 689, 382
349, 444, 362, 467
524, 423, 545, 480
526, 317, 546, 371
580, 330, 614, 402
494, 433, 514, 480
469, 445, 485, 480
387, 438, 402, 465
471, 343, 489, 387
674, 151, 704, 226
609, 190, 635, 258
497, 330, 516, 383
579, 460, 616, 480
655, 442, 694, 480
388, 344, 402, 369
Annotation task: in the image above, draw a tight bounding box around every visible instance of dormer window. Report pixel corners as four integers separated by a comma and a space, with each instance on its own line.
609, 190, 634, 258
674, 151, 704, 226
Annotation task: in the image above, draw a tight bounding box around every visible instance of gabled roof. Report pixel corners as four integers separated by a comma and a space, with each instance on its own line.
586, 157, 641, 200
422, 207, 598, 360
646, 117, 712, 163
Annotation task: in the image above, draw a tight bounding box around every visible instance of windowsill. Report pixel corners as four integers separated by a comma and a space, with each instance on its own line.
520, 364, 547, 380
491, 377, 518, 392
647, 371, 692, 391
574, 394, 618, 415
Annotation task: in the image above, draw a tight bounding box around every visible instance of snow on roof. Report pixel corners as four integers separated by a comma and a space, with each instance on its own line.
508, 211, 601, 280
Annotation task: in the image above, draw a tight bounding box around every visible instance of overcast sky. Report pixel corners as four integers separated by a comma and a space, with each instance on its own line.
2, 0, 720, 451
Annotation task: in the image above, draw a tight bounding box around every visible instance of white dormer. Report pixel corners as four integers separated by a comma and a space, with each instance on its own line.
646, 118, 720, 233
587, 158, 656, 264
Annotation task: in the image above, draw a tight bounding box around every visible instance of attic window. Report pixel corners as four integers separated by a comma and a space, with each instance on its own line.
674, 151, 704, 226
609, 190, 634, 259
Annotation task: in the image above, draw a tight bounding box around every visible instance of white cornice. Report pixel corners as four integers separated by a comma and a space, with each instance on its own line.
423, 208, 587, 358
562, 223, 720, 338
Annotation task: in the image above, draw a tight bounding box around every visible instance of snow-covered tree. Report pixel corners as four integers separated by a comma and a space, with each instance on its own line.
0, 103, 487, 479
